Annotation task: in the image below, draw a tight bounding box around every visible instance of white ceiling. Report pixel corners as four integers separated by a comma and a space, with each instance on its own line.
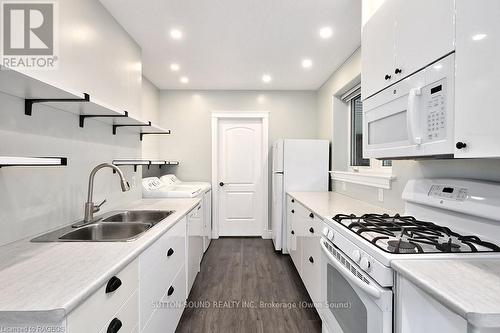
99, 0, 361, 90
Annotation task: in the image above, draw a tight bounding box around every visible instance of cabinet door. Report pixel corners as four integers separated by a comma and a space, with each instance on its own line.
301, 216, 322, 304
288, 208, 302, 274
455, 0, 500, 158
394, 0, 455, 79
362, 0, 396, 99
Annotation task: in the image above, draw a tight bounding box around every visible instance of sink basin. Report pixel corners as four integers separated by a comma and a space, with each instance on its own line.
59, 222, 151, 241
102, 210, 174, 226
31, 210, 175, 242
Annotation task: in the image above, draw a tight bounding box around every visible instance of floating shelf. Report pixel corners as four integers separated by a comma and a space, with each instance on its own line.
0, 156, 67, 168
112, 159, 179, 172
0, 66, 171, 140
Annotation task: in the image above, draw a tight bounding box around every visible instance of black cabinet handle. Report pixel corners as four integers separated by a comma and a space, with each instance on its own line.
385, 74, 391, 80
291, 230, 295, 235
107, 318, 122, 333
309, 256, 314, 264
291, 209, 295, 214
167, 286, 175, 296
219, 182, 224, 186
309, 227, 314, 234
309, 213, 314, 218
394, 68, 402, 74
456, 142, 467, 149
167, 248, 174, 257
291, 199, 295, 203
105, 276, 122, 294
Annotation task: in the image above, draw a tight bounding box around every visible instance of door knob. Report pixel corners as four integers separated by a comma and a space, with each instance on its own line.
219, 182, 224, 186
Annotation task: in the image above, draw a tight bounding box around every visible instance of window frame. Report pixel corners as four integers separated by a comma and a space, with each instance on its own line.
346, 91, 393, 175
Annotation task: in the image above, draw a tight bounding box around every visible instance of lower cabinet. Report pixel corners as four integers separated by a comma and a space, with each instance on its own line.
202, 189, 212, 252
66, 259, 139, 333
187, 203, 204, 294
286, 196, 323, 305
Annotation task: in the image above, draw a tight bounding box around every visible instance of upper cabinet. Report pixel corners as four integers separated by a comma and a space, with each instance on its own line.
362, 0, 455, 99
454, 0, 500, 158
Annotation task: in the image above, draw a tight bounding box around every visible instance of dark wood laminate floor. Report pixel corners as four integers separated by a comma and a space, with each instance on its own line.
176, 238, 322, 333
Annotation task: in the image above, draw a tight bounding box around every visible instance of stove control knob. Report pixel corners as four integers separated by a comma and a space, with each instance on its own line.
360, 257, 371, 272
352, 250, 361, 263
322, 227, 329, 236
327, 229, 335, 241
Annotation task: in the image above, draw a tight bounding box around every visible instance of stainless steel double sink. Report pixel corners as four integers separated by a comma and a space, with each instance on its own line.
31, 210, 175, 242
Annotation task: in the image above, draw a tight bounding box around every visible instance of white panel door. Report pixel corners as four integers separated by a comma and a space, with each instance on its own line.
394, 0, 455, 79
455, 0, 500, 158
218, 119, 264, 236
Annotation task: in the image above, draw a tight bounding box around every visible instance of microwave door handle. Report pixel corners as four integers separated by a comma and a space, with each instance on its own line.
320, 241, 382, 299
407, 88, 422, 145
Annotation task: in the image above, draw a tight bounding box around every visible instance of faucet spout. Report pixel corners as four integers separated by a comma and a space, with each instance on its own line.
84, 163, 130, 223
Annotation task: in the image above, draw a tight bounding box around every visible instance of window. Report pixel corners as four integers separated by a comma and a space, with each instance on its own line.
350, 95, 369, 167
342, 86, 392, 174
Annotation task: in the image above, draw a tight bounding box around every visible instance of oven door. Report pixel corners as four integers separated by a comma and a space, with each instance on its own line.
320, 239, 393, 333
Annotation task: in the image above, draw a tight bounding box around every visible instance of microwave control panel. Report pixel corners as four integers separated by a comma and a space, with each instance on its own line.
424, 79, 447, 142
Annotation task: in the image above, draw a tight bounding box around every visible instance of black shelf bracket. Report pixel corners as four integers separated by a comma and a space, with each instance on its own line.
25, 93, 90, 116
140, 130, 171, 141
79, 111, 129, 128
113, 121, 151, 135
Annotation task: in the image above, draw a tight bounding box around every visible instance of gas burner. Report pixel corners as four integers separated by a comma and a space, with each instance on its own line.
333, 213, 500, 254
387, 240, 419, 254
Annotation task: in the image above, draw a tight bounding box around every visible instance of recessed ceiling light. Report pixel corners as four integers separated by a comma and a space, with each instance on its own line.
180, 76, 189, 84
262, 74, 272, 83
319, 26, 333, 39
472, 33, 487, 41
170, 63, 180, 71
170, 29, 183, 40
302, 58, 313, 69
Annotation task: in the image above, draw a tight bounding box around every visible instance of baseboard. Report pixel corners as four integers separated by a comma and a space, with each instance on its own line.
262, 230, 272, 239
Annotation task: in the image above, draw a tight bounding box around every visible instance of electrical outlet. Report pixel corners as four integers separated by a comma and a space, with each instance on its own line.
378, 188, 384, 202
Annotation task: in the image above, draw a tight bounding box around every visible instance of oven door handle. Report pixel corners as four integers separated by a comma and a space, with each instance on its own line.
320, 241, 381, 299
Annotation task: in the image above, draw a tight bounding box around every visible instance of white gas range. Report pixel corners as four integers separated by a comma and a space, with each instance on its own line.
320, 178, 500, 333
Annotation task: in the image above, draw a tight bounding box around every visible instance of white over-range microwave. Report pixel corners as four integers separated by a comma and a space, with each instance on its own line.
363, 53, 455, 159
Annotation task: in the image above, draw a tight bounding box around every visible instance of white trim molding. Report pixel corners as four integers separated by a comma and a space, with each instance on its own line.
211, 111, 269, 239
330, 171, 396, 190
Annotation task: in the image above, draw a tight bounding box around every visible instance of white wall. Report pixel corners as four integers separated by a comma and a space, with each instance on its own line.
320, 48, 500, 212
0, 0, 143, 247
141, 77, 161, 160
158, 90, 318, 182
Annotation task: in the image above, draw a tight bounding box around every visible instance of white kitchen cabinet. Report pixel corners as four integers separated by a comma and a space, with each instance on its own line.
362, 0, 455, 99
288, 200, 302, 274
362, 0, 396, 99
202, 189, 212, 252
139, 217, 186, 330
66, 259, 139, 333
300, 213, 322, 304
98, 290, 139, 333
454, 0, 500, 158
187, 203, 204, 295
395, 274, 467, 333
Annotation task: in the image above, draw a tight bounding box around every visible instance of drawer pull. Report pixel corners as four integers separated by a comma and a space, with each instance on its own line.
291, 230, 295, 235
309, 213, 314, 218
309, 256, 314, 264
105, 276, 122, 294
107, 318, 122, 333
291, 209, 295, 214
309, 227, 314, 234
291, 199, 295, 203
167, 286, 175, 296
167, 248, 174, 257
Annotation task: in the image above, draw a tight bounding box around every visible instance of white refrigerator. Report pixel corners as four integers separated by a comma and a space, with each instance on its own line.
271, 139, 329, 252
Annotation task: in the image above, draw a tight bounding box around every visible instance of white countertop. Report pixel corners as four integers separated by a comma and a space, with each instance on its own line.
287, 191, 391, 218
0, 197, 199, 323
393, 259, 500, 328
